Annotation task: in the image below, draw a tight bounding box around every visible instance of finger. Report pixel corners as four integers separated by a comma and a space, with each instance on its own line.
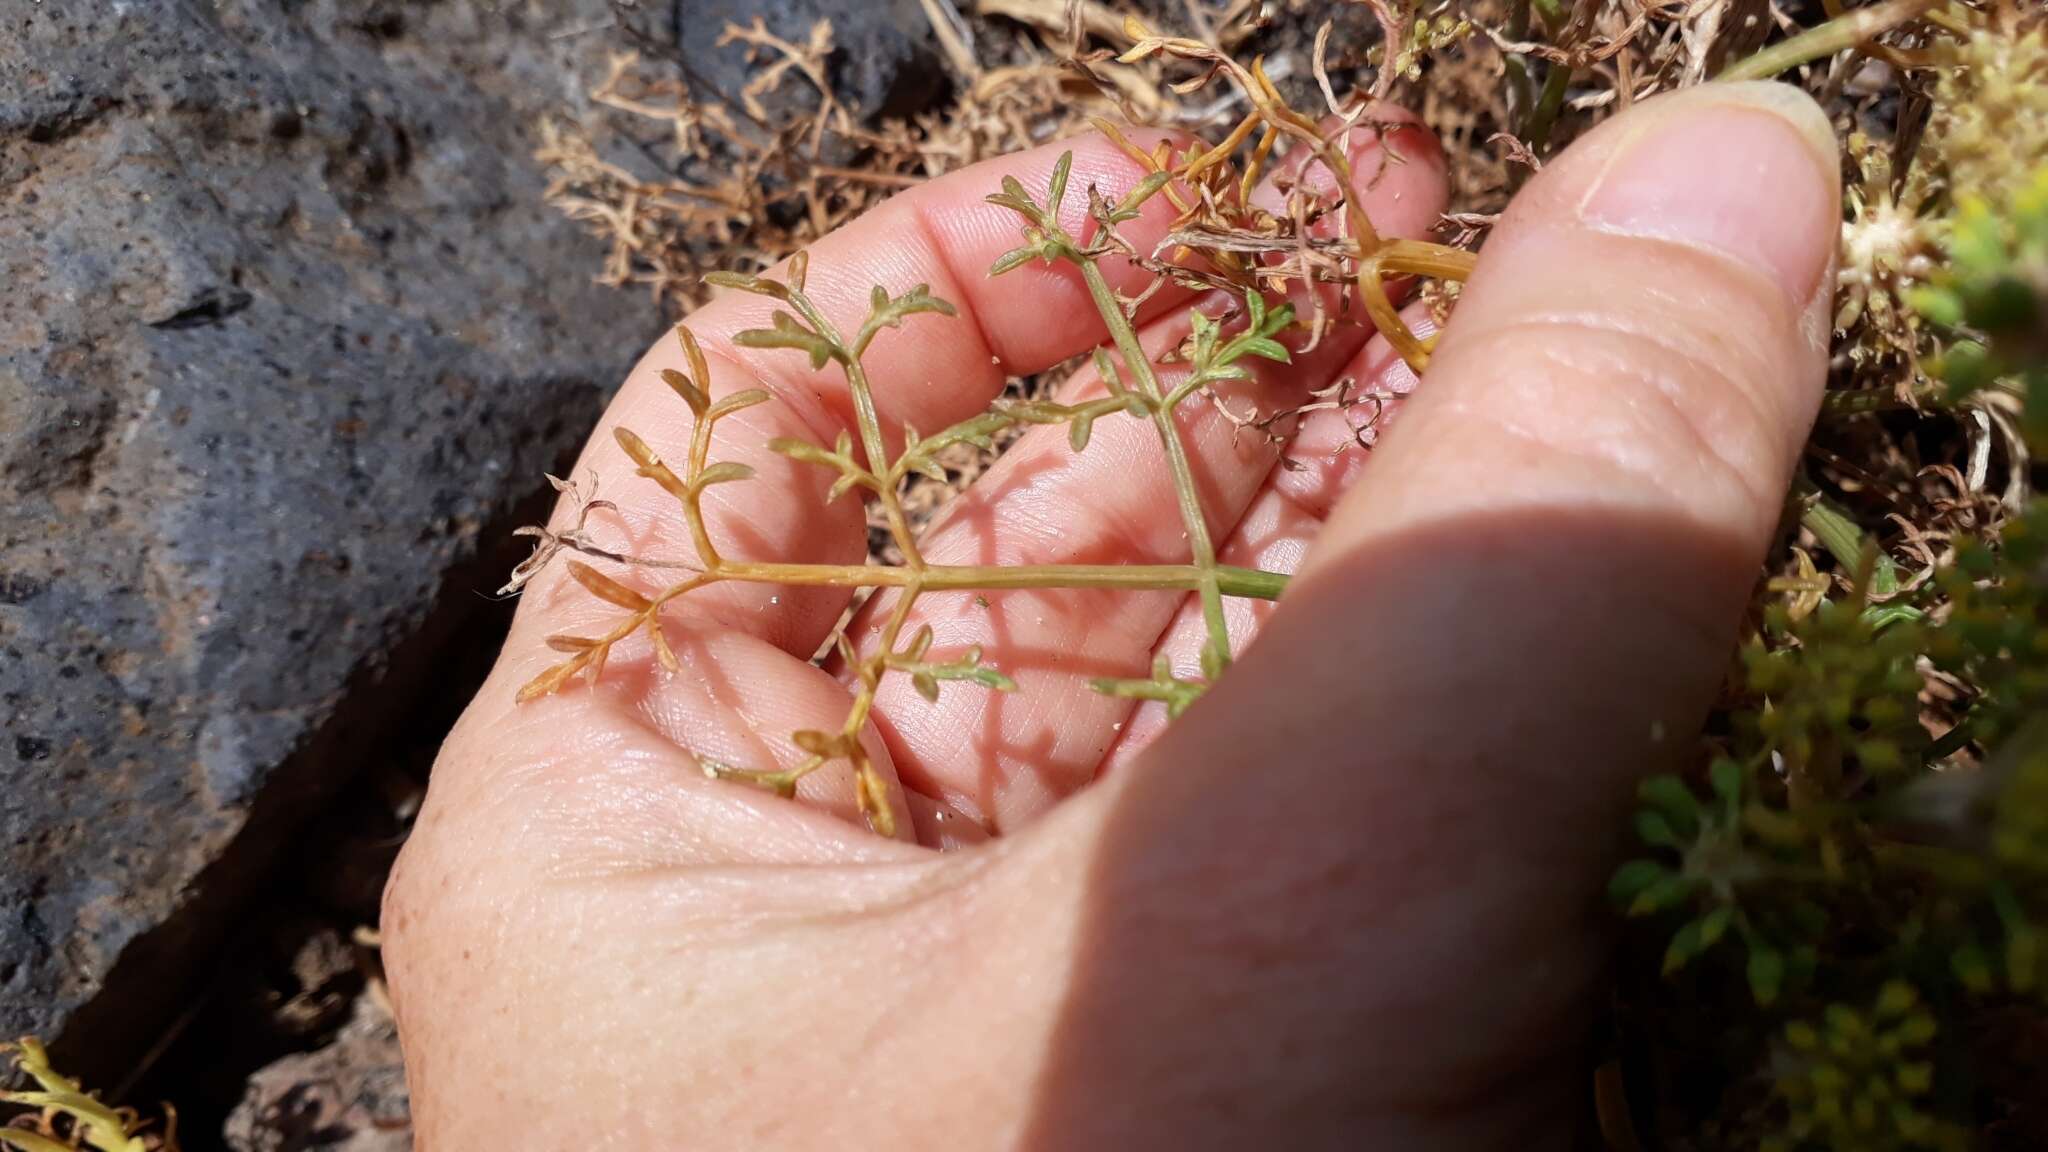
454, 610, 919, 841
509, 128, 1209, 663
992, 83, 1840, 1145
860, 116, 1449, 832
1100, 305, 1435, 771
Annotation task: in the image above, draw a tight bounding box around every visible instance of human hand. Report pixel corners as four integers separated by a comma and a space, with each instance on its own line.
384, 81, 1839, 1149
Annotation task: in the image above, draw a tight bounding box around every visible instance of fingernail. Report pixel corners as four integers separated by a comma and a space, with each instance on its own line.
1578, 82, 1839, 303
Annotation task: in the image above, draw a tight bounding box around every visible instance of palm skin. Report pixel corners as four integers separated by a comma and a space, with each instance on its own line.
384, 81, 1841, 1149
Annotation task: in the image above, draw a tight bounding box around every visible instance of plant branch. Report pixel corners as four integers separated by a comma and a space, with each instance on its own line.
1717, 0, 1944, 83
1077, 255, 1234, 678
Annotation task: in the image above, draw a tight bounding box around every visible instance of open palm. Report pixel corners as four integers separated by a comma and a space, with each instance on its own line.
385, 82, 1839, 1149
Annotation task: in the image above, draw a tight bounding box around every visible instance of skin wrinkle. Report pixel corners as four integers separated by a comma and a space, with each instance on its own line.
589, 636, 827, 779
1462, 312, 1788, 513
633, 659, 792, 781
511, 744, 892, 870
462, 660, 919, 865
1526, 270, 1787, 409
1473, 225, 1796, 380
580, 863, 971, 939
1426, 386, 1700, 509
1576, 216, 1813, 306
1417, 336, 1768, 532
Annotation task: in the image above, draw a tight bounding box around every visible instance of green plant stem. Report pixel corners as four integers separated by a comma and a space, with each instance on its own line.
849, 586, 920, 736
1716, 0, 1942, 82
1522, 59, 1573, 160
839, 581, 923, 834
1076, 257, 1233, 675
1801, 493, 1902, 596
1821, 382, 1950, 415
1503, 0, 1536, 123
849, 360, 927, 567
1925, 716, 1977, 761
708, 560, 1289, 599
784, 289, 927, 568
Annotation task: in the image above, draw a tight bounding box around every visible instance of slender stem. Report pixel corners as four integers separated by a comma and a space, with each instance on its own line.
784, 289, 927, 569
838, 582, 922, 836
1371, 239, 1480, 284
1821, 383, 1947, 415
845, 359, 926, 567
1800, 492, 1902, 596
1503, 0, 1535, 123
709, 560, 1289, 599
1924, 715, 1976, 761
1077, 258, 1232, 675
847, 585, 921, 738
685, 394, 723, 566
1522, 58, 1573, 162
654, 572, 717, 609
1717, 0, 1942, 82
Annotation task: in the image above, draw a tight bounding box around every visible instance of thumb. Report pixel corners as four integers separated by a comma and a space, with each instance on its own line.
992, 82, 1841, 1148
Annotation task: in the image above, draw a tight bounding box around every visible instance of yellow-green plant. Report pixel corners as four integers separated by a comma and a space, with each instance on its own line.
1606, 2, 2048, 1146
0, 1038, 173, 1152
1610, 758, 1817, 1005
513, 49, 1475, 838
1763, 982, 1967, 1152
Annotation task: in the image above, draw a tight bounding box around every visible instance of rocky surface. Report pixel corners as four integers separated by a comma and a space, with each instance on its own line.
0, 0, 655, 1064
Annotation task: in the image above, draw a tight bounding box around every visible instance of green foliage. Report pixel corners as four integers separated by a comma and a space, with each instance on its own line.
1914, 169, 2048, 451
0, 1038, 171, 1152
882, 626, 1018, 704
1614, 384, 2048, 1145
1090, 655, 1209, 720
1993, 732, 2048, 880
1745, 587, 1931, 796
1180, 290, 1296, 388
1914, 3, 2048, 454
1613, 759, 1808, 1004
1928, 505, 2048, 750
1762, 982, 1967, 1152
1613, 11, 2048, 1142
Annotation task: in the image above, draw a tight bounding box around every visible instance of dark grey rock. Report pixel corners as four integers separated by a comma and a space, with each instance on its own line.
674, 0, 951, 123
0, 0, 655, 1055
